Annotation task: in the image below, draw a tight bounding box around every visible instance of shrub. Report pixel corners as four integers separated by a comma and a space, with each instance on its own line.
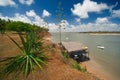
62, 51, 69, 59
0, 31, 47, 78
6, 21, 33, 32
69, 59, 87, 72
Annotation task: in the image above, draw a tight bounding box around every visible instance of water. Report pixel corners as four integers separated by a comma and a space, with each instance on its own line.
51, 32, 120, 80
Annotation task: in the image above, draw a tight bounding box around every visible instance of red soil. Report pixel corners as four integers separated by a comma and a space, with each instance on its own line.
0, 33, 99, 80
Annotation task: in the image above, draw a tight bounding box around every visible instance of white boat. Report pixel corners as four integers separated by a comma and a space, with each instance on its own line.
97, 45, 105, 49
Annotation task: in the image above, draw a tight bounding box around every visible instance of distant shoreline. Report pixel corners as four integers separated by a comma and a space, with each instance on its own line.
79, 32, 120, 35
89, 33, 120, 35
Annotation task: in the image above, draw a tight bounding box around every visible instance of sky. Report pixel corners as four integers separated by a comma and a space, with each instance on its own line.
0, 0, 120, 32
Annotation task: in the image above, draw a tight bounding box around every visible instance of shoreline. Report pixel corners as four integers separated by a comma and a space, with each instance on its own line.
43, 35, 105, 80
51, 32, 120, 80
89, 33, 120, 35
49, 36, 105, 80
82, 56, 113, 80
49, 39, 105, 80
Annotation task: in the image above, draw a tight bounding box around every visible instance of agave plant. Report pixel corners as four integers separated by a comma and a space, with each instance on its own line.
0, 31, 47, 78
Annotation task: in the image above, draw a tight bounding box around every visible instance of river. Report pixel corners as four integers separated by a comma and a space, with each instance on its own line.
51, 32, 120, 80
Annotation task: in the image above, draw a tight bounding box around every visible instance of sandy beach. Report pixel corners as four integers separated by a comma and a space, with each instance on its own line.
82, 56, 115, 80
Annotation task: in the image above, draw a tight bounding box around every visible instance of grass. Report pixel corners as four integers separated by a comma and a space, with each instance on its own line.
67, 58, 87, 72
61, 50, 87, 72
72, 61, 87, 72
62, 51, 69, 59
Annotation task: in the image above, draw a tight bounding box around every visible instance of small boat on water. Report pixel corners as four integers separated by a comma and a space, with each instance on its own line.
97, 45, 105, 49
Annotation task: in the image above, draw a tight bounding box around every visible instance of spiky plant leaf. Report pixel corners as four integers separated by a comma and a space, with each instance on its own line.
30, 55, 43, 70
1, 31, 47, 78
7, 34, 23, 51
18, 32, 26, 52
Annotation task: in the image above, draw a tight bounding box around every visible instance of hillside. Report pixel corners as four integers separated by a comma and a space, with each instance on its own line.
0, 32, 100, 80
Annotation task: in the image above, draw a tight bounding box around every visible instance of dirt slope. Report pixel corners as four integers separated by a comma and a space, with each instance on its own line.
0, 33, 99, 80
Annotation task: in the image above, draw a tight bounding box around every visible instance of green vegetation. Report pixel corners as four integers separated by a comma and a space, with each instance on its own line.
61, 50, 87, 72
47, 45, 55, 54
71, 61, 87, 72
67, 58, 87, 72
6, 21, 48, 33
0, 15, 87, 79
0, 18, 49, 79
0, 18, 48, 34
62, 51, 69, 59
6, 21, 33, 32
0, 31, 47, 78
0, 19, 6, 35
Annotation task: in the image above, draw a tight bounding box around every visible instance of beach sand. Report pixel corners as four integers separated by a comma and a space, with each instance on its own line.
82, 56, 115, 80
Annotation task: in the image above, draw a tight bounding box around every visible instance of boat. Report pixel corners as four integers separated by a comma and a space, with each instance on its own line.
97, 45, 105, 49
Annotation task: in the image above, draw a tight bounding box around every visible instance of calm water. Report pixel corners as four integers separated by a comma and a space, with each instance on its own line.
51, 32, 120, 80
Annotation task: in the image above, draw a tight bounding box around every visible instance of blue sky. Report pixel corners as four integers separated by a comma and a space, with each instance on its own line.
0, 0, 120, 32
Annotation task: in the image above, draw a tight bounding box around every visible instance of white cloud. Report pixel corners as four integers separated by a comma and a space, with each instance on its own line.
96, 17, 109, 23
26, 10, 36, 17
68, 17, 120, 32
49, 20, 69, 32
48, 23, 58, 32
109, 2, 118, 13
49, 17, 120, 32
0, 0, 16, 6
19, 0, 34, 5
71, 0, 109, 18
0, 10, 45, 27
111, 9, 120, 18
13, 13, 31, 23
26, 10, 44, 26
0, 12, 119, 32
0, 13, 31, 23
42, 9, 51, 18
75, 18, 81, 22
